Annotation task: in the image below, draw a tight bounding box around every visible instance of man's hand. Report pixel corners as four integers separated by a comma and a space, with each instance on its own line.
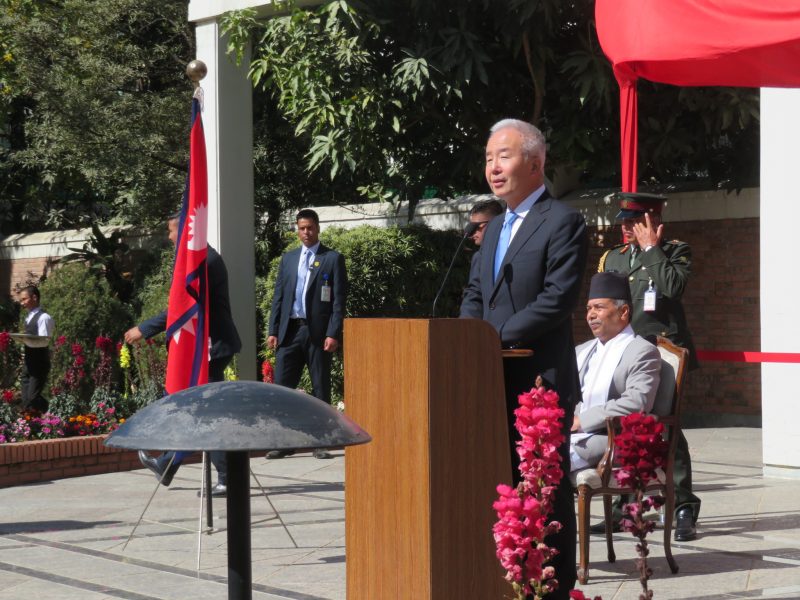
267, 335, 278, 350
124, 327, 143, 344
632, 212, 663, 249
323, 337, 339, 352
571, 414, 581, 432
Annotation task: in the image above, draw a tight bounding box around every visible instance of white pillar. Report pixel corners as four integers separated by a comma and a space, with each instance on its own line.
760, 88, 800, 478
194, 19, 257, 381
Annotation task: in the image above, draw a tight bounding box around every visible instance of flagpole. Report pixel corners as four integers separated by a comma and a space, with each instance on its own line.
185, 57, 217, 576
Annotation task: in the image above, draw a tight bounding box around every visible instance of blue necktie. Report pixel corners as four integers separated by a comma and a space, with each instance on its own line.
494, 211, 519, 281
292, 250, 311, 317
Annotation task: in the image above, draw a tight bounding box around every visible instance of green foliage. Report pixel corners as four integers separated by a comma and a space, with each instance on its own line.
0, 295, 19, 331
225, 0, 759, 205
48, 392, 84, 421
0, 333, 21, 388
61, 224, 142, 303
259, 224, 471, 402
0, 0, 194, 234
134, 245, 173, 325
128, 342, 166, 397
39, 263, 133, 346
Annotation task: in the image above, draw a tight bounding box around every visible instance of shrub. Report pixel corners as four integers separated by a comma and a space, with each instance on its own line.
258, 224, 472, 403
134, 246, 173, 326
0, 295, 19, 331
0, 331, 21, 389
39, 263, 133, 346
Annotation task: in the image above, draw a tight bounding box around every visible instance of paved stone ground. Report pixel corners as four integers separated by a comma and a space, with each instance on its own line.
1, 428, 799, 599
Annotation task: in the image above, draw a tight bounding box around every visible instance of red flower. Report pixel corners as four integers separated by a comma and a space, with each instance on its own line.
55, 335, 67, 348
2, 389, 13, 404
95, 335, 115, 354
0, 331, 10, 353
613, 413, 668, 489
71, 343, 84, 356
570, 592, 602, 600
261, 360, 274, 384
494, 385, 565, 599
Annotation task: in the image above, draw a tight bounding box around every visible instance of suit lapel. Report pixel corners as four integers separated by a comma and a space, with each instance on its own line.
306, 244, 326, 290
491, 191, 552, 296
287, 247, 302, 292
504, 194, 551, 263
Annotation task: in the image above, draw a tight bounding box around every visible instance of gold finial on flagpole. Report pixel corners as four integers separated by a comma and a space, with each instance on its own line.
186, 60, 207, 89
186, 60, 207, 107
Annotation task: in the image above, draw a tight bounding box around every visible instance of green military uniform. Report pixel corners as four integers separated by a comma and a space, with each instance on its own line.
600, 239, 701, 521
599, 240, 698, 369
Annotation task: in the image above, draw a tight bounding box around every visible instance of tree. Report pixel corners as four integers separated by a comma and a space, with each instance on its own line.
224, 0, 759, 212
0, 0, 195, 235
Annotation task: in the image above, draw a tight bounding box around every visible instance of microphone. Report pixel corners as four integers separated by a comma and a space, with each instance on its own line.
463, 221, 480, 238
431, 225, 475, 318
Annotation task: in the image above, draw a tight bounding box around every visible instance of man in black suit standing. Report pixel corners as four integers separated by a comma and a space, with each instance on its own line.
128, 215, 242, 496
267, 209, 347, 460
460, 119, 587, 598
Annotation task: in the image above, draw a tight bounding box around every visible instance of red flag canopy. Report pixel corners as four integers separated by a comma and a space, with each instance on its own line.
595, 0, 800, 191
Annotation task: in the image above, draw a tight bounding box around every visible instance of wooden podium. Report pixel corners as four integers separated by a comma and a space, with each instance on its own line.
344, 318, 512, 599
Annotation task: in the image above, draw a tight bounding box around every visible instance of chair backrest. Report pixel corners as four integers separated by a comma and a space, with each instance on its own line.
651, 337, 689, 419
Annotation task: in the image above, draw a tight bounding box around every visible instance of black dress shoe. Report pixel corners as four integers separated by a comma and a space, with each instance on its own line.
138, 451, 176, 487
674, 507, 697, 541
313, 449, 333, 459
589, 520, 621, 535
266, 449, 295, 459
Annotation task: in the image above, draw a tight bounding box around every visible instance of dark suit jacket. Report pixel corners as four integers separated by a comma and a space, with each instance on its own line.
139, 246, 242, 360
460, 191, 588, 407
269, 243, 347, 346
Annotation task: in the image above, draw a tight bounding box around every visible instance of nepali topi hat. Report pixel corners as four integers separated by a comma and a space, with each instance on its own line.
588, 271, 632, 306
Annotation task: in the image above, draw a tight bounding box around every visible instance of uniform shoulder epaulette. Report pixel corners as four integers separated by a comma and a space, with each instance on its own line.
613, 242, 628, 252
598, 249, 610, 272
598, 243, 626, 272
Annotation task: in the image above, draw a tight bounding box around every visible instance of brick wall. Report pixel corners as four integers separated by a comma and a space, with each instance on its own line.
0, 435, 203, 488
0, 256, 54, 297
574, 218, 761, 424
0, 435, 139, 487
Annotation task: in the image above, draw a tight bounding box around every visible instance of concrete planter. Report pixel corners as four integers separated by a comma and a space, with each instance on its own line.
0, 434, 142, 488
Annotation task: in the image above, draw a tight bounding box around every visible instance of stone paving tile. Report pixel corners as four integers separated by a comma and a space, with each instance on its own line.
3, 428, 800, 599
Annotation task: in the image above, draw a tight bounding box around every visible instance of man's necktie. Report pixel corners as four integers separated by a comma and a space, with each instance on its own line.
494, 211, 519, 281
293, 250, 311, 317
629, 245, 639, 269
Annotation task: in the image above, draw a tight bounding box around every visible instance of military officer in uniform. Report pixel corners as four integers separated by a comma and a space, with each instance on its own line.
597, 192, 701, 542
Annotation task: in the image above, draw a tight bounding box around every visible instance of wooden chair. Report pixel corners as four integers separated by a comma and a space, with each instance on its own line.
570, 336, 688, 585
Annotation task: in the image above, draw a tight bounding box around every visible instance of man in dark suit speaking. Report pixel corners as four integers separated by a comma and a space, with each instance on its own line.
460, 119, 587, 597
267, 209, 347, 460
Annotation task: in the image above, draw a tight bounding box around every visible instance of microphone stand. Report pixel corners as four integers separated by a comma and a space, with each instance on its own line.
431, 223, 478, 318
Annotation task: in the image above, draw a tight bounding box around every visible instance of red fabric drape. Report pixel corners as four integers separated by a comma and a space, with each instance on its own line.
596, 0, 800, 190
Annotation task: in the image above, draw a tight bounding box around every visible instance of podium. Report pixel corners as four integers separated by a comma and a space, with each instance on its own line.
344, 318, 512, 599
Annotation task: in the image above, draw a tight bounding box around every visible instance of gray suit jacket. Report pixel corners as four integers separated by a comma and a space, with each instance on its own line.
571, 335, 661, 466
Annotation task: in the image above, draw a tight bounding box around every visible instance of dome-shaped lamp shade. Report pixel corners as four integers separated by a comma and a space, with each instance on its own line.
105, 381, 371, 452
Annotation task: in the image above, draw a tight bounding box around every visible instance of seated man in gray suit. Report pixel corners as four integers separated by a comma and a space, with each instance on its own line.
570, 271, 661, 471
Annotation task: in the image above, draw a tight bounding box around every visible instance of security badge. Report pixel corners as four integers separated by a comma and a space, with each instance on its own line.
643, 278, 657, 312
321, 272, 331, 302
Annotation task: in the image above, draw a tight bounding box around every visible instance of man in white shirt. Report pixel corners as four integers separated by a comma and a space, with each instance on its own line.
571, 272, 661, 472
18, 285, 55, 412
